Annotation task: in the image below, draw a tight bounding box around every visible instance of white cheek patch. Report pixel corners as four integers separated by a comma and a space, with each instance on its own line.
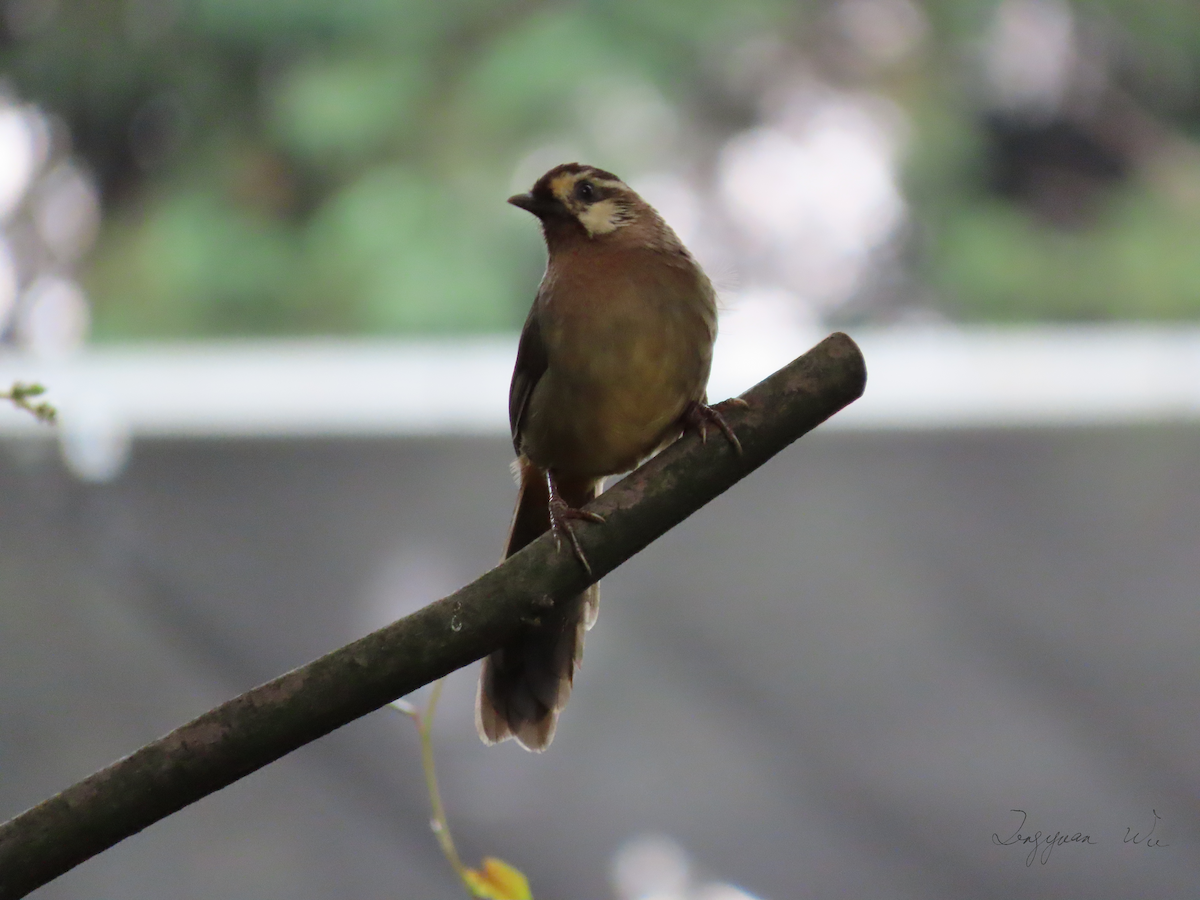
577, 198, 634, 236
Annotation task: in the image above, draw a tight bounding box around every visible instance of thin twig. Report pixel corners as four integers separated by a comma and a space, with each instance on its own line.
419, 682, 468, 881
0, 382, 56, 424
391, 683, 469, 885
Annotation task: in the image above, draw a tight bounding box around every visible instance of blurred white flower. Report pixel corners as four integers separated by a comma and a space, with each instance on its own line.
612, 834, 766, 900
613, 834, 691, 900
985, 0, 1076, 116
0, 90, 99, 356
0, 101, 49, 221
57, 390, 132, 483
17, 274, 89, 357
32, 161, 101, 263
718, 90, 905, 311
693, 885, 763, 900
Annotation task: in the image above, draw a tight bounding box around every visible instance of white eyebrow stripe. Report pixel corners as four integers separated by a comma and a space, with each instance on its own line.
585, 175, 629, 190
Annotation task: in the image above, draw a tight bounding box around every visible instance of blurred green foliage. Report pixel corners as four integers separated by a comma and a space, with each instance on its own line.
932, 191, 1200, 320
2, 0, 1199, 338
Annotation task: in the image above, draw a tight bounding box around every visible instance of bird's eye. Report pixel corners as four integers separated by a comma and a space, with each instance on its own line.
574, 180, 596, 202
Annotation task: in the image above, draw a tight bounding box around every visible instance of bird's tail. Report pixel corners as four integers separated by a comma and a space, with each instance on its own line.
476, 457, 599, 751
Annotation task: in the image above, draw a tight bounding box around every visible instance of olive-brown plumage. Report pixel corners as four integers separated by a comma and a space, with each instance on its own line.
476, 163, 722, 751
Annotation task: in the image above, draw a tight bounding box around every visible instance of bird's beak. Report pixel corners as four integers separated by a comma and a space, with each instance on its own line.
507, 192, 553, 217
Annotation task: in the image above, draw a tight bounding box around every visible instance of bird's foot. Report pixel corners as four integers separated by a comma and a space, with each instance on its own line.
682, 398, 747, 456
547, 474, 605, 576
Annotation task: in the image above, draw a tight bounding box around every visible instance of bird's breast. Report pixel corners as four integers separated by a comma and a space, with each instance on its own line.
521, 249, 716, 477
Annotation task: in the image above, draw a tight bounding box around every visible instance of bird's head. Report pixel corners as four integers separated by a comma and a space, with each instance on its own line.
508, 163, 639, 238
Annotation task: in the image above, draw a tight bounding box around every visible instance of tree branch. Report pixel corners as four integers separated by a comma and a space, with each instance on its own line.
0, 332, 866, 899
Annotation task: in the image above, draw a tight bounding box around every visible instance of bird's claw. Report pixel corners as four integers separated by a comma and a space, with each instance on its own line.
683, 399, 745, 456
548, 495, 604, 576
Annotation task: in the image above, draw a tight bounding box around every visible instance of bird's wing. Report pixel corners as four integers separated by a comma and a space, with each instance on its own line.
508, 302, 548, 454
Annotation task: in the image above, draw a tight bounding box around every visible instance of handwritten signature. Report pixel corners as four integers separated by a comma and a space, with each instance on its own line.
992, 809, 1169, 866
992, 809, 1096, 866
1124, 808, 1169, 848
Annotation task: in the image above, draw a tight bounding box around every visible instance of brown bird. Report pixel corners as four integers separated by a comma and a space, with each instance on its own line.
476, 162, 739, 751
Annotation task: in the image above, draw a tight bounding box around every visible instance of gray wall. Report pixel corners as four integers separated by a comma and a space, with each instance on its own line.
1, 425, 1197, 899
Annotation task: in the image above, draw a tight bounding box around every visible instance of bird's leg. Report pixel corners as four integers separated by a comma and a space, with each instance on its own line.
681, 398, 748, 456
546, 470, 605, 576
